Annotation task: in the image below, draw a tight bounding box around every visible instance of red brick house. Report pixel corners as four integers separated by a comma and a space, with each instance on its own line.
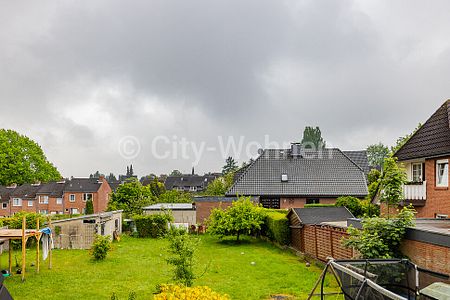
394, 100, 450, 218
62, 177, 111, 214
226, 144, 368, 209
0, 177, 112, 216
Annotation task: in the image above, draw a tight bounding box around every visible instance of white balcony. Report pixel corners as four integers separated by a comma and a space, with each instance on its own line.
402, 181, 426, 205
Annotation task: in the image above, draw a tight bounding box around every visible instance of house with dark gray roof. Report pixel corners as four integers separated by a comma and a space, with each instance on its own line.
35, 181, 66, 215
164, 174, 219, 193
342, 150, 373, 177
394, 99, 450, 218
10, 183, 42, 215
226, 144, 368, 209
0, 185, 16, 216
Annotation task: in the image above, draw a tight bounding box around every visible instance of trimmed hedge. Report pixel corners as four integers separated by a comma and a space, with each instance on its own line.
134, 214, 173, 238
304, 204, 335, 208
262, 211, 290, 245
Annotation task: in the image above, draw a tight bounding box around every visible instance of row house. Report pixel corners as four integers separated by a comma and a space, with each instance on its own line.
0, 177, 111, 217
394, 100, 450, 218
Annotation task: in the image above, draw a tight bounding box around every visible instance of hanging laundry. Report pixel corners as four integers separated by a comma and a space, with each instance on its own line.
39, 227, 54, 261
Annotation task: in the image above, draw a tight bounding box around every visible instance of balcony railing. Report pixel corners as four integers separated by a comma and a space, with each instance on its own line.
402, 181, 426, 206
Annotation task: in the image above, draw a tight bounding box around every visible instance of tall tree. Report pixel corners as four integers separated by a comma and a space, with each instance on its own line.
0, 129, 61, 185
379, 157, 407, 218
106, 173, 117, 182
222, 156, 238, 175
367, 143, 390, 167
129, 164, 134, 176
301, 126, 326, 149
170, 170, 182, 176
126, 166, 130, 177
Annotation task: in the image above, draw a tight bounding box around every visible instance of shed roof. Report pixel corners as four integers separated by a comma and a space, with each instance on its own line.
288, 207, 354, 225
143, 203, 195, 210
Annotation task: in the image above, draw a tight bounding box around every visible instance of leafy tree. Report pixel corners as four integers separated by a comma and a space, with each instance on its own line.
158, 190, 192, 203
166, 228, 199, 287
85, 199, 94, 215
205, 172, 235, 196
301, 126, 326, 149
150, 177, 165, 197
170, 170, 182, 176
335, 196, 363, 217
107, 178, 155, 216
391, 123, 422, 154
367, 169, 381, 185
222, 157, 238, 175
367, 143, 390, 168
0, 129, 61, 185
379, 157, 407, 218
207, 197, 265, 241
344, 206, 415, 258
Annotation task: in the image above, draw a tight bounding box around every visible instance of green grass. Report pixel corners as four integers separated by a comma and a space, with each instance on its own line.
2, 235, 336, 299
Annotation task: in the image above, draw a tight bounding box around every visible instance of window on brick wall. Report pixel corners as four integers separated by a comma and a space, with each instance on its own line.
436, 159, 448, 187
28, 200, 33, 207
83, 193, 93, 202
2, 202, 7, 209
39, 195, 49, 204
306, 198, 320, 205
69, 194, 75, 202
56, 198, 63, 205
13, 198, 22, 206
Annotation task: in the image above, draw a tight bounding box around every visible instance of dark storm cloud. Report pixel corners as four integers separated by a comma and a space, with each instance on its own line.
1, 0, 450, 176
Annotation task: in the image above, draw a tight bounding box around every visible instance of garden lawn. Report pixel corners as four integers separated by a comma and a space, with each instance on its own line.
2, 235, 336, 299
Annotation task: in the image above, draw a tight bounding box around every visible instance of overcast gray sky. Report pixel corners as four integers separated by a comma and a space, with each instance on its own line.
1, 0, 450, 178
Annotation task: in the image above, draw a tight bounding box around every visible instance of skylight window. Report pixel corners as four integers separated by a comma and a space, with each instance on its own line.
281, 174, 288, 182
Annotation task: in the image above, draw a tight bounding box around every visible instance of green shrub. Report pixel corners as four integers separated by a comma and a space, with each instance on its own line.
335, 196, 363, 217
166, 228, 198, 286
85, 199, 94, 214
304, 204, 335, 208
91, 235, 112, 260
134, 214, 173, 238
262, 211, 290, 245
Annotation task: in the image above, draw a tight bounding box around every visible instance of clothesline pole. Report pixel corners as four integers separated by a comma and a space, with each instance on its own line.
21, 215, 26, 282
36, 218, 40, 274
48, 217, 52, 270
8, 240, 12, 274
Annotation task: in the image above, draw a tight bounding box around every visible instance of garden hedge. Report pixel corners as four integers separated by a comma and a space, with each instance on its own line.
134, 214, 173, 238
262, 210, 290, 245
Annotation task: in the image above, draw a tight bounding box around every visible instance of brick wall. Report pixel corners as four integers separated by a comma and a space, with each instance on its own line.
280, 198, 337, 209
36, 195, 64, 214
195, 201, 233, 224
95, 177, 112, 213
417, 157, 450, 218
401, 239, 450, 275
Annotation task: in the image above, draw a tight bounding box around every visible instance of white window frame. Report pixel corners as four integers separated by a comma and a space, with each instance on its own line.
2, 202, 7, 209
39, 209, 48, 214
436, 159, 449, 187
28, 200, 33, 207
39, 195, 49, 204
56, 198, 63, 205
69, 194, 76, 202
412, 163, 423, 182
13, 198, 22, 207
83, 193, 93, 202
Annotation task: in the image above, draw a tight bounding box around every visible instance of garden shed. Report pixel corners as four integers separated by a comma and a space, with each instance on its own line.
50, 210, 122, 249
287, 207, 355, 260
143, 203, 196, 226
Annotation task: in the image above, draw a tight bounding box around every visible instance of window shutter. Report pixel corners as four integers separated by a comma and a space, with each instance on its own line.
422, 163, 426, 181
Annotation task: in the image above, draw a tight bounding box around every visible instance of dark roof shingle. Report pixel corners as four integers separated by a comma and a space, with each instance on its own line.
395, 100, 450, 161
342, 150, 372, 175
36, 181, 66, 197
226, 148, 368, 197
11, 184, 42, 199
290, 207, 354, 225
64, 178, 103, 193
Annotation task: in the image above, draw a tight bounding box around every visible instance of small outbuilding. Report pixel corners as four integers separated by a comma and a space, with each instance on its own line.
143, 203, 196, 226
287, 207, 355, 261
50, 210, 122, 249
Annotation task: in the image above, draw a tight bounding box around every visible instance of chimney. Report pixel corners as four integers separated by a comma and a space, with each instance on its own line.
290, 143, 303, 158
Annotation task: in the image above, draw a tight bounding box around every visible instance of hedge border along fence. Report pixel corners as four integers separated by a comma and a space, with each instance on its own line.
134, 214, 173, 238
262, 209, 290, 245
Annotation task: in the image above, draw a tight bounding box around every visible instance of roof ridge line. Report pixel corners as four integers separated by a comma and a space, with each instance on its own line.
338, 149, 365, 173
